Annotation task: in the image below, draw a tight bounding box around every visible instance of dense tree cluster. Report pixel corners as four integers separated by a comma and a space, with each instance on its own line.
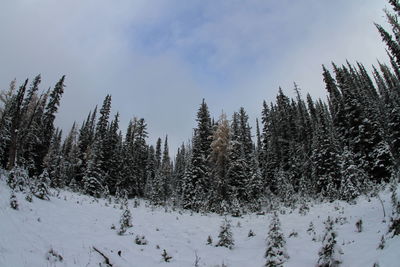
1, 0, 400, 213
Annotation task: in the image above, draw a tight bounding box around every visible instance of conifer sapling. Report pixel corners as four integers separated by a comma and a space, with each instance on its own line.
216, 217, 234, 249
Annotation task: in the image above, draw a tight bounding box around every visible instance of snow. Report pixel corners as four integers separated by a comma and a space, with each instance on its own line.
1, 177, 399, 267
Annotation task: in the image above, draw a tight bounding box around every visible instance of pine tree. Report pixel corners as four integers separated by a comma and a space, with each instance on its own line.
83, 95, 112, 193
118, 208, 133, 235
44, 128, 64, 188
35, 170, 50, 200
216, 217, 234, 249
339, 147, 366, 201
182, 99, 212, 211
317, 217, 342, 267
120, 118, 148, 197
265, 212, 289, 267
76, 107, 97, 186
104, 113, 122, 194
172, 143, 187, 198
155, 137, 162, 169
160, 135, 172, 201
37, 76, 65, 174
310, 101, 341, 198
10, 191, 18, 210
82, 157, 104, 198
247, 153, 263, 211
145, 145, 157, 201
227, 112, 249, 204
7, 166, 28, 192
209, 113, 230, 211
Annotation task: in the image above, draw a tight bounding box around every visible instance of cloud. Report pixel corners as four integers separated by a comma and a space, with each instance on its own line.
0, 0, 391, 152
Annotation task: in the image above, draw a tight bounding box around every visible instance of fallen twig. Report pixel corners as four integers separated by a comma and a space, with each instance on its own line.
93, 246, 113, 267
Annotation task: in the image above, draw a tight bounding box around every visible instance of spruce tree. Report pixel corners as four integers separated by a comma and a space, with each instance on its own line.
160, 135, 172, 201
37, 76, 65, 174
182, 99, 212, 211
265, 212, 289, 267
227, 112, 249, 204
216, 217, 234, 249
317, 217, 342, 267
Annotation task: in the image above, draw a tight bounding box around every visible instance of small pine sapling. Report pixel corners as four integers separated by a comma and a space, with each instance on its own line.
307, 221, 316, 241
120, 190, 128, 210
264, 212, 289, 267
161, 249, 172, 262
68, 178, 78, 191
377, 235, 385, 250
388, 187, 400, 237
103, 185, 111, 203
7, 167, 29, 192
206, 235, 213, 245
216, 217, 234, 249
355, 219, 363, 233
46, 248, 63, 263
317, 217, 343, 267
298, 202, 310, 216
134, 197, 140, 208
7, 170, 17, 190
10, 191, 18, 210
114, 187, 121, 204
35, 171, 50, 200
230, 198, 241, 217
118, 208, 132, 235
288, 231, 298, 238
248, 229, 255, 237
135, 235, 148, 245
25, 191, 33, 202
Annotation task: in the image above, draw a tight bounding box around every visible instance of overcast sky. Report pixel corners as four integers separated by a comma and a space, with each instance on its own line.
0, 0, 391, 152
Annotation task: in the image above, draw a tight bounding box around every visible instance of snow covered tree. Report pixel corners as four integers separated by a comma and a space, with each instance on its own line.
82, 152, 104, 198
36, 76, 65, 175
216, 217, 234, 249
161, 249, 173, 262
10, 191, 18, 210
311, 100, 340, 198
155, 137, 162, 170
317, 216, 342, 267
274, 169, 295, 206
339, 148, 366, 201
160, 135, 172, 200
227, 112, 250, 204
182, 99, 212, 211
104, 113, 123, 194
75, 107, 97, 186
144, 145, 157, 200
172, 143, 187, 198
264, 212, 289, 267
389, 183, 400, 236
118, 208, 133, 235
7, 166, 28, 192
44, 128, 64, 188
4, 80, 27, 170
247, 153, 263, 211
209, 112, 230, 211
35, 170, 50, 200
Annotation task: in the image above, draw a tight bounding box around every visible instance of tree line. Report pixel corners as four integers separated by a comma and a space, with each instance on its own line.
1, 0, 400, 214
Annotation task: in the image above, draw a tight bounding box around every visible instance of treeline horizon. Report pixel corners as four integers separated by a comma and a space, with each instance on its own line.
2, 0, 400, 214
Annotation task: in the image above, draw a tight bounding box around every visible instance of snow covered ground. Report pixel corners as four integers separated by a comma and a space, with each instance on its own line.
1, 177, 399, 267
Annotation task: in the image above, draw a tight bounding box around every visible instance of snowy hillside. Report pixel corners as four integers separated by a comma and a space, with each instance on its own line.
1, 177, 399, 267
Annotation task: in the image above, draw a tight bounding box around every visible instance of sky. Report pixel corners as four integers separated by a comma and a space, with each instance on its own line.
0, 0, 392, 153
